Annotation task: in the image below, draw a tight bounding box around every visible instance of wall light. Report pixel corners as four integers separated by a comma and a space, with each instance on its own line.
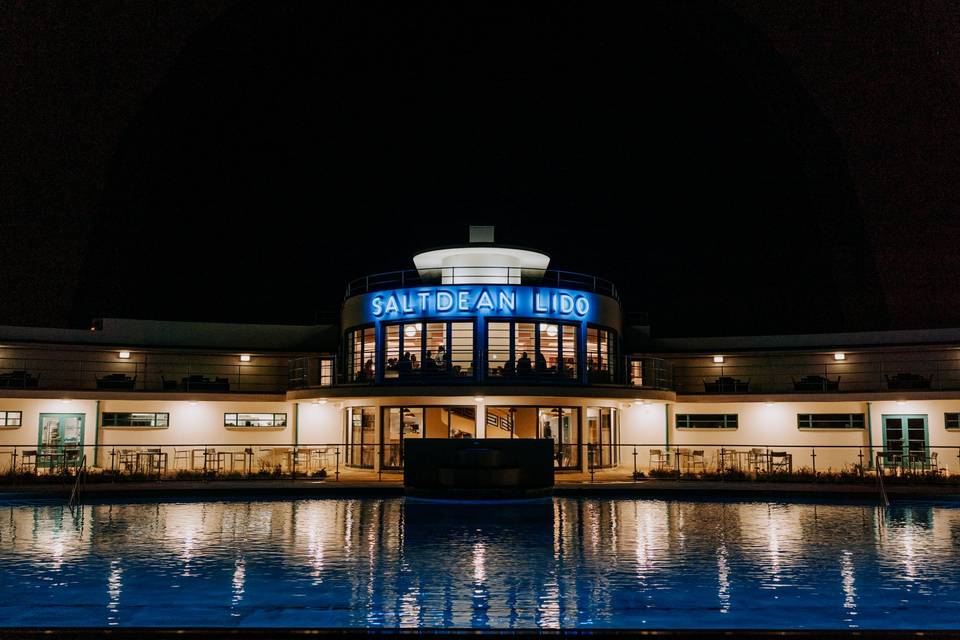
188, 401, 198, 406
896, 400, 907, 406
765, 401, 775, 407
118, 351, 131, 359
833, 352, 846, 361
474, 396, 484, 403
312, 399, 328, 405
60, 399, 72, 405
239, 354, 251, 363
713, 355, 724, 363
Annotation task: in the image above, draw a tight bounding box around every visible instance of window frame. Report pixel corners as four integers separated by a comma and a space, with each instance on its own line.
101, 412, 169, 428
484, 318, 582, 380
343, 324, 377, 383
223, 412, 288, 428
675, 414, 739, 429
0, 410, 22, 429
796, 413, 866, 430
944, 412, 960, 430
586, 323, 619, 383
381, 317, 477, 381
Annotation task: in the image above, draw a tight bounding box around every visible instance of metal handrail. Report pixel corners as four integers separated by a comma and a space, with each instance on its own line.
343, 266, 620, 302
68, 454, 87, 509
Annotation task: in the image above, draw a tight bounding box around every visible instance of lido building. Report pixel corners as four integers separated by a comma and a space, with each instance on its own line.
1, 226, 960, 478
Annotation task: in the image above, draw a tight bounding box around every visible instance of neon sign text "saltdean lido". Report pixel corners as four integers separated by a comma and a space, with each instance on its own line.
370, 287, 591, 319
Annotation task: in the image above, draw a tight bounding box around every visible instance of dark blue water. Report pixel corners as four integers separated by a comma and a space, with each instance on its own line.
0, 496, 958, 629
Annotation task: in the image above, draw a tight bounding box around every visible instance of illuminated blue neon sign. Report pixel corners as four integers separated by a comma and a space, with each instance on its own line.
369, 286, 591, 321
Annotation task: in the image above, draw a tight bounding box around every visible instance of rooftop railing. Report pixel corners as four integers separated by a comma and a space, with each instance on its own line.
344, 267, 620, 302
673, 356, 960, 395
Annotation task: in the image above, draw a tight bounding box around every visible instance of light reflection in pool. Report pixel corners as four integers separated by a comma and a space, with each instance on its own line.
0, 497, 957, 629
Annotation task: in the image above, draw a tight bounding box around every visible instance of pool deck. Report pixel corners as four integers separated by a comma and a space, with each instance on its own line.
2, 473, 959, 501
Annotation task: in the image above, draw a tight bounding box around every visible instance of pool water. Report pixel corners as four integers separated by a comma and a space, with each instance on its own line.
0, 496, 958, 629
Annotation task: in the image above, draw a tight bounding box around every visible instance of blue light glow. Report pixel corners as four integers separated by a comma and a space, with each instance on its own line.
367, 286, 593, 322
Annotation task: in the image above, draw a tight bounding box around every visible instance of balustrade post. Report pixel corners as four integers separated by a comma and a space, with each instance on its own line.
811, 448, 817, 478
335, 447, 340, 481
858, 449, 864, 478
632, 446, 638, 481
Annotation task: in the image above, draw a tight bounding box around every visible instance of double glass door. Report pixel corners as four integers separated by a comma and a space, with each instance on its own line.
38, 413, 85, 468
882, 415, 928, 468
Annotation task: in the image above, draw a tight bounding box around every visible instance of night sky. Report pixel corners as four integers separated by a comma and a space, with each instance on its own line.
2, 2, 959, 338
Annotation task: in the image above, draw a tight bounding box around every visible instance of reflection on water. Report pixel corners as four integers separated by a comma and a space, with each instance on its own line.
0, 497, 958, 628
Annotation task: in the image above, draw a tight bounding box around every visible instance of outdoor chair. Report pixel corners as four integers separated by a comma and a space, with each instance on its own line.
769, 451, 792, 473
172, 448, 192, 470
649, 449, 668, 470
19, 449, 37, 474
689, 450, 706, 473
746, 448, 765, 472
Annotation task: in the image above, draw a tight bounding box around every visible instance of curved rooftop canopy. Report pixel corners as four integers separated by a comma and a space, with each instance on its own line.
412, 226, 551, 284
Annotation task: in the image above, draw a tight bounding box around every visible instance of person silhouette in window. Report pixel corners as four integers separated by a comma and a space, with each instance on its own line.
535, 350, 548, 374
423, 350, 438, 373
516, 351, 532, 375
398, 351, 412, 377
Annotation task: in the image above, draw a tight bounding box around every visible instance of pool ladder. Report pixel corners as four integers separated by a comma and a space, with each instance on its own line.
875, 452, 890, 507
68, 454, 87, 510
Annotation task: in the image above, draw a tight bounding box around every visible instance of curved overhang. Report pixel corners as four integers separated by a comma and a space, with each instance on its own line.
413, 245, 550, 284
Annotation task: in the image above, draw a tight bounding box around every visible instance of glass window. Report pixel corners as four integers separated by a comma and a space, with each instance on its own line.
345, 326, 376, 382
486, 406, 538, 438
487, 322, 512, 377
797, 414, 865, 429
0, 411, 22, 428
946, 413, 960, 430
587, 326, 617, 383
587, 407, 617, 468
675, 414, 738, 429
384, 324, 401, 379
346, 406, 376, 468
450, 322, 473, 377
422, 406, 476, 438
382, 320, 473, 380
539, 407, 579, 469
382, 407, 423, 470
561, 325, 578, 378
424, 323, 448, 374
102, 412, 169, 428
487, 321, 580, 379
224, 413, 287, 428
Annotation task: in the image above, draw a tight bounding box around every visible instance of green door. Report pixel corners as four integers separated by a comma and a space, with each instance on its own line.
882, 414, 928, 466
38, 413, 85, 469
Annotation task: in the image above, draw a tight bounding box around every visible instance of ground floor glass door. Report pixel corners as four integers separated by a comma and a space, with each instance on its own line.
586, 407, 617, 469
539, 408, 579, 470
381, 407, 423, 470
882, 415, 928, 468
37, 413, 84, 468
345, 407, 376, 469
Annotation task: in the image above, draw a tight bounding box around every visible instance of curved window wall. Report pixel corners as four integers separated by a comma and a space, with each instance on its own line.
487, 321, 579, 380
384, 321, 475, 380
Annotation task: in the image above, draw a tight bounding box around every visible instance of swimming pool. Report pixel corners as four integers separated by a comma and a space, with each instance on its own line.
0, 496, 957, 629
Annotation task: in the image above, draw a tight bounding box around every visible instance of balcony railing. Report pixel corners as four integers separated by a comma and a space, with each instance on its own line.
288, 356, 672, 390
672, 356, 960, 395
344, 267, 620, 302
0, 351, 289, 394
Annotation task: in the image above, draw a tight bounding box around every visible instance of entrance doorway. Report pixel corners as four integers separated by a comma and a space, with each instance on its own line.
882, 414, 928, 467
37, 413, 85, 469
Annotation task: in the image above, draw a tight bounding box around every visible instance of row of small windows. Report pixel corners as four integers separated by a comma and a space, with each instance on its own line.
676, 413, 868, 429
99, 412, 287, 429
344, 321, 618, 383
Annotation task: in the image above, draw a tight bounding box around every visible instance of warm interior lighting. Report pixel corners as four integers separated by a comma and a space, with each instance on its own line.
118, 351, 131, 359
239, 354, 251, 362
834, 352, 846, 361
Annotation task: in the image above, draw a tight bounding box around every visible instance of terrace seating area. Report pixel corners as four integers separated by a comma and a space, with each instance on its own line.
96, 373, 137, 390
792, 375, 840, 392
162, 375, 230, 392
0, 370, 39, 388
703, 376, 749, 393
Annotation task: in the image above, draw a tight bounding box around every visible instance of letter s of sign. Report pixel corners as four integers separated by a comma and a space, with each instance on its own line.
372, 296, 384, 318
